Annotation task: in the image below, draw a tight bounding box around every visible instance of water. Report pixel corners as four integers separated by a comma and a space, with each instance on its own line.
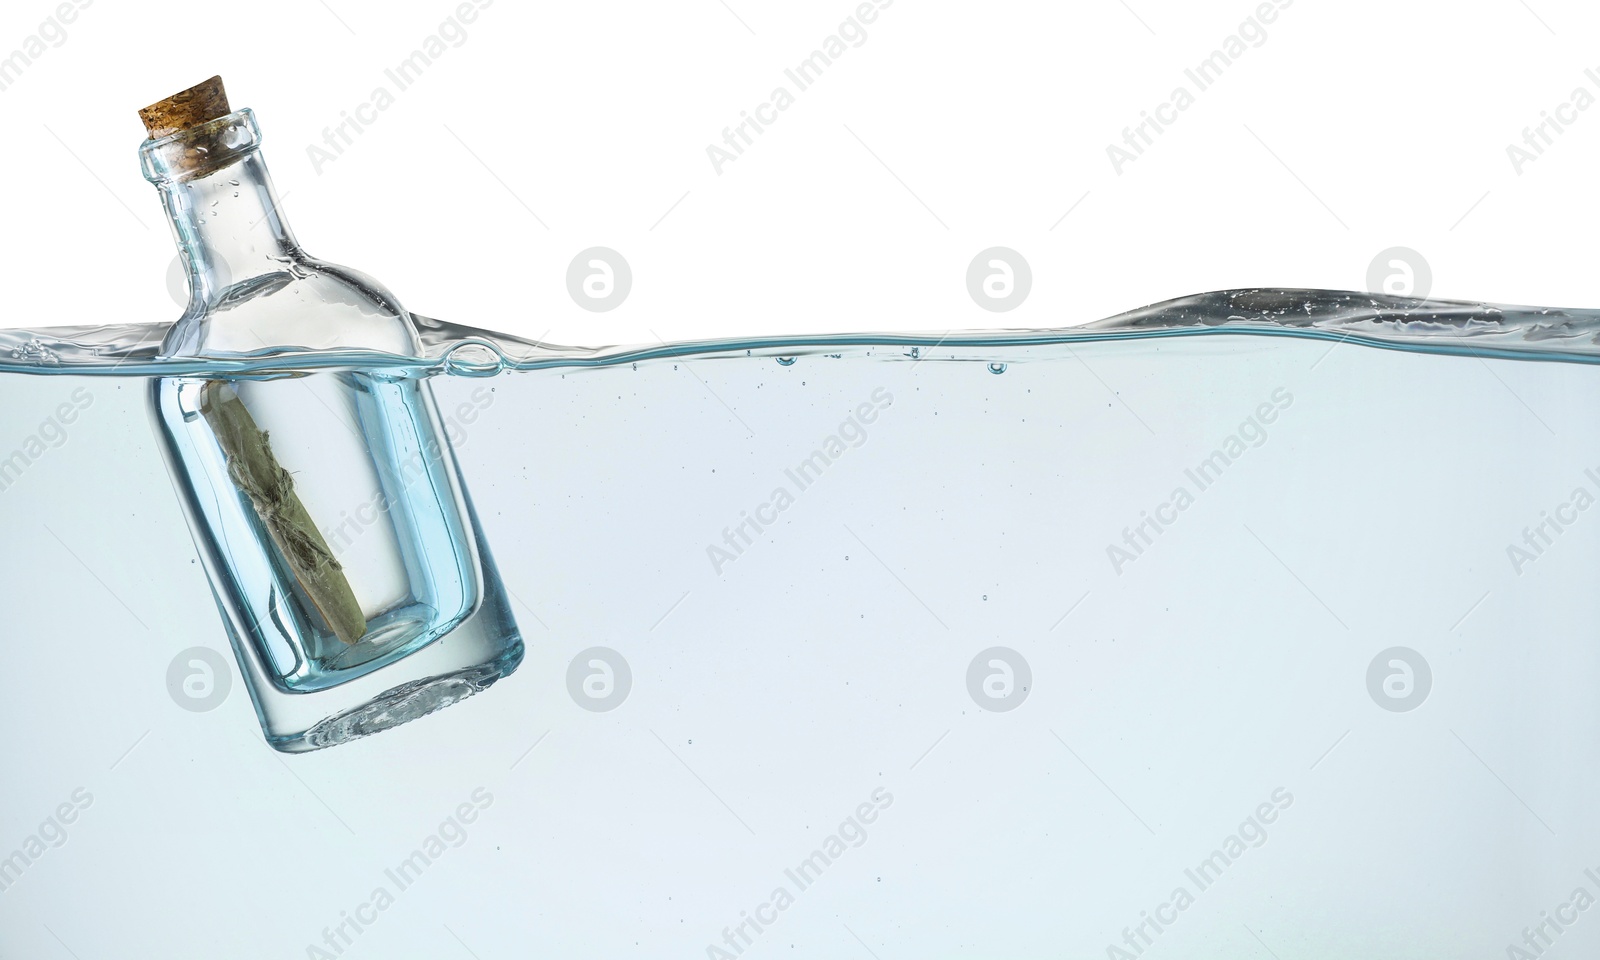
3, 288, 1600, 957
9, 288, 1600, 377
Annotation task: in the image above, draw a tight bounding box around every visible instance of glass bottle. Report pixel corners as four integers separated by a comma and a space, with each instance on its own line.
140, 78, 522, 752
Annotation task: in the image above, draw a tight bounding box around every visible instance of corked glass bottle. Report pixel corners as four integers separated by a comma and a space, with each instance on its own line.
141, 77, 522, 752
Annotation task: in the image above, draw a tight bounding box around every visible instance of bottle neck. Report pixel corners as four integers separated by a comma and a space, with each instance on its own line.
142, 109, 301, 310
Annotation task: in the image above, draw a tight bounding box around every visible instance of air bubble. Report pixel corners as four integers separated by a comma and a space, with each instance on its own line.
988, 363, 1007, 375
776, 357, 796, 366
442, 340, 506, 378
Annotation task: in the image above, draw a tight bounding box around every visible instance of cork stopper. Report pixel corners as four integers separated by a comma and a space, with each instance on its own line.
139, 76, 230, 140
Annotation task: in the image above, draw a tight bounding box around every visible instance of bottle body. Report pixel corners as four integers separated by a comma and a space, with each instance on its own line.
151, 372, 521, 750
142, 107, 521, 751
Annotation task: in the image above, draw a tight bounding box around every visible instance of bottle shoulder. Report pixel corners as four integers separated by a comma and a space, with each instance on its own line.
160, 255, 420, 359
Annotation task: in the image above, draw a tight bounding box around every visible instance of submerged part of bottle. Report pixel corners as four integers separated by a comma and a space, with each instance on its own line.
139, 77, 521, 751
156, 373, 481, 684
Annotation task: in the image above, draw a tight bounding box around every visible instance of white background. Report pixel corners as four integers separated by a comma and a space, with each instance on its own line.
4, 0, 1599, 346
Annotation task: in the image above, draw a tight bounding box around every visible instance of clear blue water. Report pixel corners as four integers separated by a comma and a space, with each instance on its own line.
4, 288, 1600, 958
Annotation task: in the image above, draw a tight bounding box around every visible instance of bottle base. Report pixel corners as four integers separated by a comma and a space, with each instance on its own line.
266, 640, 524, 754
